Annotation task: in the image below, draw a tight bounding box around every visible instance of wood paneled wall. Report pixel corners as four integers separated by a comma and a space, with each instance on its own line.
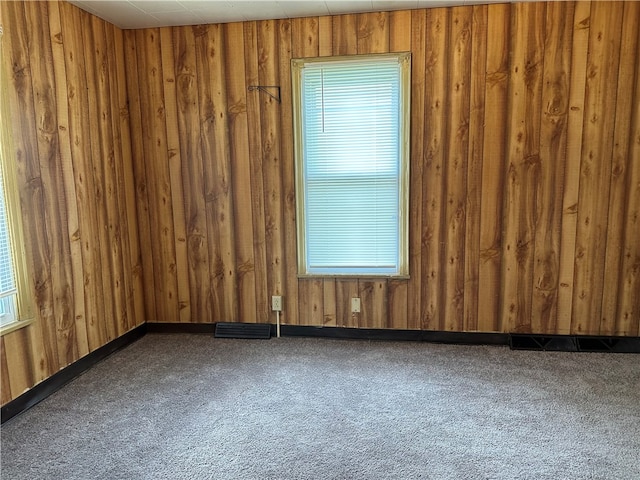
127, 1, 639, 337
0, 1, 144, 404
1, 0, 639, 408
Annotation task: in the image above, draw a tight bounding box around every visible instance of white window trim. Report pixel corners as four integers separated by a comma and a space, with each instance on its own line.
291, 52, 411, 278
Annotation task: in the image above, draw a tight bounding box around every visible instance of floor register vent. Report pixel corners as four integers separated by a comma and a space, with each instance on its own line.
214, 322, 271, 339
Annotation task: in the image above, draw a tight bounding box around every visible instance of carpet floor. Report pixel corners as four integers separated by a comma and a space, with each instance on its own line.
1, 334, 639, 479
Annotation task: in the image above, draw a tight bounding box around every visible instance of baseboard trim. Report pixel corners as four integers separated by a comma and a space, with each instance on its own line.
145, 322, 511, 345
510, 334, 640, 353
146, 322, 217, 334
280, 325, 511, 345
144, 323, 640, 353
1, 324, 146, 424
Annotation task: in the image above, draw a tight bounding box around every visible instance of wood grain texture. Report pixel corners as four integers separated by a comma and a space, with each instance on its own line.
478, 3, 510, 332
123, 2, 636, 336
443, 7, 471, 332
600, 1, 639, 335
615, 5, 640, 336
557, 1, 590, 334
4, 0, 639, 408
243, 21, 269, 324
123, 27, 158, 325
1, 1, 144, 404
225, 22, 258, 325
572, 1, 623, 334
407, 9, 427, 331
22, 1, 69, 373
421, 8, 448, 331
463, 4, 487, 332
531, 1, 573, 335
160, 27, 191, 323
501, 2, 546, 333
47, 0, 89, 358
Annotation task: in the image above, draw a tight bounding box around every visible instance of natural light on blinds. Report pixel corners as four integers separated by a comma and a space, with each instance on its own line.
299, 57, 404, 275
0, 164, 18, 326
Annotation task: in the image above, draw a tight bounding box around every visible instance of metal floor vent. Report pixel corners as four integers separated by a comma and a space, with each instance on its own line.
214, 322, 271, 339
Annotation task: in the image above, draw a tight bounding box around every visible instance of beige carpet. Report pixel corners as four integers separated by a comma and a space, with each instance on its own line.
1, 334, 639, 479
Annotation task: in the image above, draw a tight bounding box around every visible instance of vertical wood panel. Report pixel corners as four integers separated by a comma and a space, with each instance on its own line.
333, 14, 357, 55
106, 24, 131, 335
111, 23, 146, 333
24, 1, 73, 370
173, 26, 211, 323
407, 9, 427, 331
556, 1, 590, 334
160, 27, 191, 323
421, 8, 448, 330
478, 3, 509, 332
83, 15, 113, 343
197, 24, 237, 323
390, 10, 412, 53
501, 2, 545, 333
47, 0, 89, 356
357, 12, 389, 54
124, 28, 158, 324
463, 4, 487, 332
443, 7, 471, 332
2, 329, 33, 398
258, 20, 284, 311
62, 3, 106, 351
600, 1, 639, 335
572, 1, 623, 334
615, 5, 640, 336
0, 339, 12, 405
336, 279, 359, 328
318, 16, 333, 56
243, 21, 269, 323
136, 28, 179, 323
225, 22, 257, 325
531, 1, 573, 334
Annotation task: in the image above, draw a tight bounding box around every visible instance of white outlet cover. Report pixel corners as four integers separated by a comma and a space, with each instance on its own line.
351, 297, 361, 313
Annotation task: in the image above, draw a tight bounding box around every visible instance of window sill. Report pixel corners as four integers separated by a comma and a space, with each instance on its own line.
298, 274, 410, 280
0, 317, 34, 336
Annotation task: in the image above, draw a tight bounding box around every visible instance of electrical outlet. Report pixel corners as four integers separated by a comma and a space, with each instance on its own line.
351, 297, 361, 313
272, 295, 283, 312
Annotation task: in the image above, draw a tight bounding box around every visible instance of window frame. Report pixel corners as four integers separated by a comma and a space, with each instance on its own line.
291, 52, 411, 278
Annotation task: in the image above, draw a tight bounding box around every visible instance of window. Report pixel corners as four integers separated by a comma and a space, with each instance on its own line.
0, 25, 33, 335
291, 53, 411, 277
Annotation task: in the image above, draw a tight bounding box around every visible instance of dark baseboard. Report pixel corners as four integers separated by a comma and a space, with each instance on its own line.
280, 325, 510, 345
1, 324, 146, 424
510, 334, 640, 353
146, 322, 216, 334
144, 323, 639, 353
145, 322, 510, 345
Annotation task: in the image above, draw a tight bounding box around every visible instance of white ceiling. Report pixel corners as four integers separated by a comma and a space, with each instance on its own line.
67, 0, 505, 30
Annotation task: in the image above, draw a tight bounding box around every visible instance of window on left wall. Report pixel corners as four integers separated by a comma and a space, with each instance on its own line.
0, 25, 34, 335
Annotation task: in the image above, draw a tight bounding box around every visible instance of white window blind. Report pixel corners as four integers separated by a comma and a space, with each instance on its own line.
293, 54, 410, 276
0, 164, 18, 326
